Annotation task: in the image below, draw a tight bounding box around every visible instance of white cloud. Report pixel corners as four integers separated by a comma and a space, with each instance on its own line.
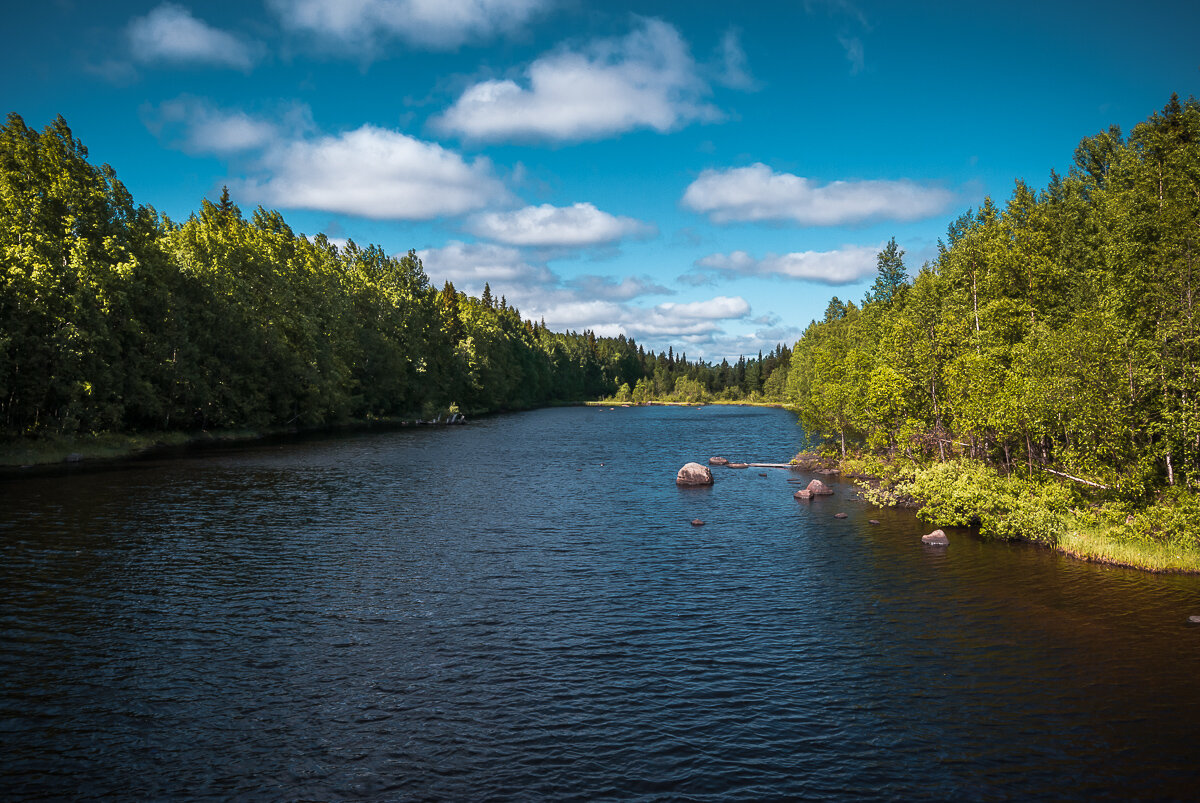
716, 29, 757, 90
434, 18, 719, 142
237, 125, 510, 220
418, 240, 556, 290
694, 245, 881, 284
467, 202, 654, 246
416, 237, 748, 353
146, 97, 299, 155
565, 274, 671, 300
682, 163, 953, 226
269, 0, 548, 51
838, 35, 865, 74
128, 4, 261, 69
529, 294, 750, 343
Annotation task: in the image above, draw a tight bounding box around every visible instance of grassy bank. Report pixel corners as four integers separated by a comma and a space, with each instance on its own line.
0, 409, 476, 469
806, 451, 1200, 574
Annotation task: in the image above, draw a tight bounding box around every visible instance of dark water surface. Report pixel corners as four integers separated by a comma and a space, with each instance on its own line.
3, 405, 1200, 800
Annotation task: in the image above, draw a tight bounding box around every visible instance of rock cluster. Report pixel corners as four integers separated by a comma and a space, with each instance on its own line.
793, 479, 835, 499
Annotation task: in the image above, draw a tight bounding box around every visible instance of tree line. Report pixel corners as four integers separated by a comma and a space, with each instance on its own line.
0, 113, 787, 440
787, 94, 1200, 503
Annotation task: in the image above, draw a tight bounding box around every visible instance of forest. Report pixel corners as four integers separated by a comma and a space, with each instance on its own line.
787, 95, 1200, 556
0, 112, 786, 445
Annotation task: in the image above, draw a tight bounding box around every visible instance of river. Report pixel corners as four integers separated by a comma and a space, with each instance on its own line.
2, 405, 1199, 800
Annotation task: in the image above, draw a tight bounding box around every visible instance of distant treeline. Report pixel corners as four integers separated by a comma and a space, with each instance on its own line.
0, 113, 786, 439
787, 94, 1200, 500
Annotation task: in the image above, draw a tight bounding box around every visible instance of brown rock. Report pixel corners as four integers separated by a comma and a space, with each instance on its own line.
759, 473, 768, 477
709, 457, 729, 466
729, 462, 749, 469
834, 512, 848, 519
922, 529, 949, 545
805, 479, 835, 496
677, 462, 715, 485
794, 489, 812, 499
869, 519, 880, 525
691, 518, 705, 526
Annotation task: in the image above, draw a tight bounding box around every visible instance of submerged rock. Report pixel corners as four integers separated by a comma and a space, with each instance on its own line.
709, 456, 729, 466
729, 462, 749, 469
834, 512, 848, 519
691, 518, 705, 526
869, 519, 881, 525
922, 529, 949, 545
677, 462, 714, 485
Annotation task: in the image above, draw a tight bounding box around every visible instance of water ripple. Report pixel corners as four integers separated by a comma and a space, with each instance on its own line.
2, 406, 1200, 800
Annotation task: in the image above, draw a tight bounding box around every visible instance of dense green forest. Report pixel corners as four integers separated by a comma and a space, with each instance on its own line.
788, 95, 1200, 554
0, 112, 786, 442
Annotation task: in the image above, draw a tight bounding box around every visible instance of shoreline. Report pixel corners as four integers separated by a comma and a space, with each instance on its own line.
798, 451, 1200, 575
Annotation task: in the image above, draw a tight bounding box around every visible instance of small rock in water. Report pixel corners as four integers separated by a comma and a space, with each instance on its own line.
729, 462, 749, 469
691, 519, 705, 526
922, 529, 949, 546
1188, 615, 1200, 625
834, 512, 848, 519
709, 456, 729, 466
794, 489, 812, 499
869, 519, 881, 525
759, 473, 768, 477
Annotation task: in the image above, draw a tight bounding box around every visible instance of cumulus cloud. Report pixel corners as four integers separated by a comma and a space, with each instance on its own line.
531, 295, 751, 342
434, 18, 720, 142
693, 244, 881, 284
467, 202, 655, 247
417, 238, 748, 353
145, 97, 307, 155
418, 240, 556, 290
269, 0, 548, 51
565, 274, 671, 300
682, 163, 953, 226
128, 4, 261, 69
236, 125, 510, 220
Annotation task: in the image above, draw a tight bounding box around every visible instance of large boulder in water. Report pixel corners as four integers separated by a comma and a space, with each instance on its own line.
922, 529, 949, 545
677, 462, 714, 485
805, 479, 834, 495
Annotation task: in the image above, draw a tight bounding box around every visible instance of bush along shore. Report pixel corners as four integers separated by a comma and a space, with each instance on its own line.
798, 450, 1200, 574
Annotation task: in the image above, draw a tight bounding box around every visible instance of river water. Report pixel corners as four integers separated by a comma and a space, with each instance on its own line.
2, 405, 1199, 800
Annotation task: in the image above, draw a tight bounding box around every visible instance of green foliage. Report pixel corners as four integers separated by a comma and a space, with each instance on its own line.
787, 95, 1200, 537
908, 460, 1073, 544
3, 113, 724, 437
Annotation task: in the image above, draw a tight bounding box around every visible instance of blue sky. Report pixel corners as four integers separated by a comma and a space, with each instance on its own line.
4, 0, 1198, 360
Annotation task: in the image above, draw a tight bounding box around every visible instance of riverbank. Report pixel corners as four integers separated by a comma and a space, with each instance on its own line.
0, 412, 474, 470
801, 451, 1200, 574
586, 398, 794, 410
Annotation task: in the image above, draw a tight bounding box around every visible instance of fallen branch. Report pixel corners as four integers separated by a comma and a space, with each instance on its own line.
1044, 467, 1110, 489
